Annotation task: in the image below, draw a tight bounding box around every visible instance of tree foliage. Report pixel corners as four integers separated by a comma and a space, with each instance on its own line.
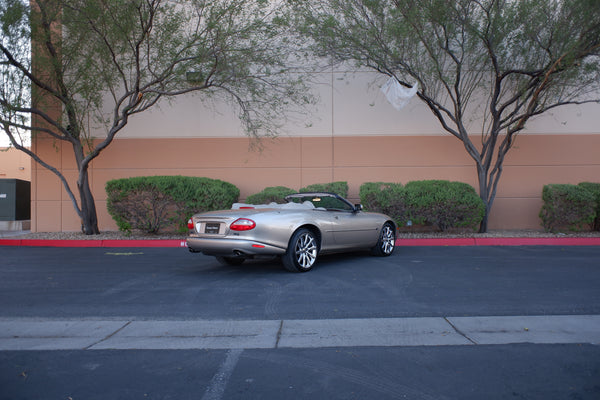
289, 0, 600, 231
0, 0, 312, 234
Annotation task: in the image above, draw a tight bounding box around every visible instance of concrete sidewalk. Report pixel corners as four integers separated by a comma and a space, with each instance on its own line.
1, 315, 598, 351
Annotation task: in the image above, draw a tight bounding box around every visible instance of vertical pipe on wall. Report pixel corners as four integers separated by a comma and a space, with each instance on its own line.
330, 64, 335, 183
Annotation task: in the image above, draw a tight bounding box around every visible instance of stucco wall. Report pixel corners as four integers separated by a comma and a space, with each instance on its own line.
27, 69, 600, 233
0, 148, 31, 181
30, 133, 600, 232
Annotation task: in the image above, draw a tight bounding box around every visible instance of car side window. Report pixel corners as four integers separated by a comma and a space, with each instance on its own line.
312, 197, 353, 212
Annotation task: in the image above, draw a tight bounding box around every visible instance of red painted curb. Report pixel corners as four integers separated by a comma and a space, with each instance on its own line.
0, 239, 22, 247
0, 239, 189, 248
1, 237, 599, 248
396, 237, 600, 246
474, 237, 600, 246
100, 239, 188, 248
396, 238, 476, 246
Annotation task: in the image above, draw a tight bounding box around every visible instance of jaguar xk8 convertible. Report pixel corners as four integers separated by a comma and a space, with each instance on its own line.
187, 192, 397, 272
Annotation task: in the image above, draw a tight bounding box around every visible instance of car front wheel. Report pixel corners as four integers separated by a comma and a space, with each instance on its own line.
282, 228, 318, 272
371, 222, 396, 256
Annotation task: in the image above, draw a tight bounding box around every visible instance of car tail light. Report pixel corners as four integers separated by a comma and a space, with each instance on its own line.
230, 218, 256, 231
187, 218, 194, 230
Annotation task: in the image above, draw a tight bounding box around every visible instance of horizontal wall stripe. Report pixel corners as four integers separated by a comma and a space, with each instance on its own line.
29, 134, 600, 232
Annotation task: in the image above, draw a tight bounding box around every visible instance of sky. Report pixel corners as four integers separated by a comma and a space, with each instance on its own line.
1, 132, 30, 148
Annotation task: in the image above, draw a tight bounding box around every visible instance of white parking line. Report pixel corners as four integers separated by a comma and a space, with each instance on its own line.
201, 348, 243, 400
0, 315, 598, 351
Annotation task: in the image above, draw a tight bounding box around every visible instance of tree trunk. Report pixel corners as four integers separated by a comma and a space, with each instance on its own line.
479, 204, 490, 233
78, 167, 100, 235
477, 165, 490, 233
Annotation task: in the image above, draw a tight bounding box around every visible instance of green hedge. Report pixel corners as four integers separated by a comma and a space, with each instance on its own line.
540, 184, 596, 232
579, 182, 600, 231
360, 180, 485, 231
299, 181, 348, 197
246, 182, 349, 204
245, 186, 296, 204
404, 180, 485, 231
106, 176, 239, 234
359, 182, 409, 225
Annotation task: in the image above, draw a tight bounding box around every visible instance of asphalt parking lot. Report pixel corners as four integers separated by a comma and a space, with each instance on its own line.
1, 245, 599, 399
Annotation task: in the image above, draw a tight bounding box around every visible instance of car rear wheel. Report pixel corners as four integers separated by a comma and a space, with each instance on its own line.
371, 222, 395, 256
216, 256, 246, 266
282, 228, 318, 272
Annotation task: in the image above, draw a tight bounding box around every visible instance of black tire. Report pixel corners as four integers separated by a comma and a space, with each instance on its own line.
216, 256, 246, 266
371, 222, 396, 256
282, 228, 318, 272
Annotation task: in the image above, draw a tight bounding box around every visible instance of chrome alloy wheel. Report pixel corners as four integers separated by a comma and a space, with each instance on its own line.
372, 222, 396, 256
283, 228, 319, 272
380, 224, 395, 255
294, 231, 318, 269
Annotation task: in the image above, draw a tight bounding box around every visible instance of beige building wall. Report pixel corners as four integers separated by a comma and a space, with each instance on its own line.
0, 147, 31, 181
29, 70, 600, 232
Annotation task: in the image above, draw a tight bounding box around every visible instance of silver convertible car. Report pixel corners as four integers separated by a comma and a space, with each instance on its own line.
187, 192, 397, 272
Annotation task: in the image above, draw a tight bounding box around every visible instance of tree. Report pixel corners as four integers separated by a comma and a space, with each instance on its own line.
0, 0, 312, 234
289, 0, 600, 231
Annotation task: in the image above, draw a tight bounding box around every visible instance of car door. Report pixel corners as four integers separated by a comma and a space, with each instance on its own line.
331, 210, 381, 248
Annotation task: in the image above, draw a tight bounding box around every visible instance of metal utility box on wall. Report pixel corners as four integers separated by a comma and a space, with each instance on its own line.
0, 179, 31, 221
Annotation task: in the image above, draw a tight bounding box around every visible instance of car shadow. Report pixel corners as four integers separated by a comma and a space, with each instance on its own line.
204, 251, 378, 274
212, 256, 286, 274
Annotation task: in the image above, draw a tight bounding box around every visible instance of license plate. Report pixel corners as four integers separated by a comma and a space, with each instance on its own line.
204, 223, 221, 234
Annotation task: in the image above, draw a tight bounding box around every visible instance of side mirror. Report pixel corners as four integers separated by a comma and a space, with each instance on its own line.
354, 204, 363, 212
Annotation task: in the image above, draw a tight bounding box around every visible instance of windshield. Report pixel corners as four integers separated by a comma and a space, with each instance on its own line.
286, 194, 354, 212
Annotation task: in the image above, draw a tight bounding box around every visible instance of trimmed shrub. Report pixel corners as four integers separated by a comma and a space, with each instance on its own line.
299, 181, 348, 197
245, 186, 296, 204
359, 182, 391, 211
404, 180, 485, 231
359, 182, 409, 226
579, 182, 600, 231
106, 176, 239, 234
540, 184, 596, 232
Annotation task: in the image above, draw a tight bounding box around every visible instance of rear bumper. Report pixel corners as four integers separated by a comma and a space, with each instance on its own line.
187, 236, 286, 257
